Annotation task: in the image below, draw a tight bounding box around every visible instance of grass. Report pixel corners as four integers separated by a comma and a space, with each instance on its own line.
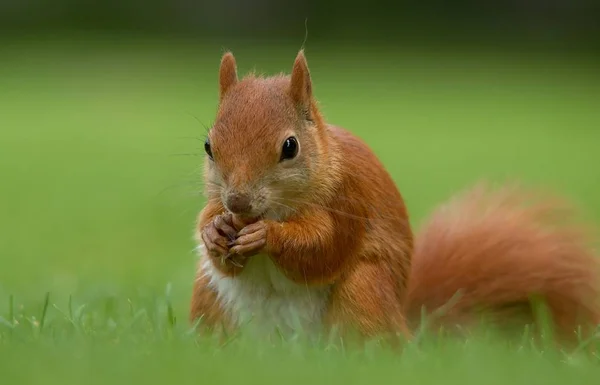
1, 36, 600, 383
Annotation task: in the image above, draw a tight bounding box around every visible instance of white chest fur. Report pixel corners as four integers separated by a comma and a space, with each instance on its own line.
197, 244, 331, 338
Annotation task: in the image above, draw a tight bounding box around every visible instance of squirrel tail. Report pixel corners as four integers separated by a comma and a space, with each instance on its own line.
404, 182, 600, 344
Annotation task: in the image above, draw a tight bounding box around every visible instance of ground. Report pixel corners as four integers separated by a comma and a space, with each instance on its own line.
1, 36, 600, 383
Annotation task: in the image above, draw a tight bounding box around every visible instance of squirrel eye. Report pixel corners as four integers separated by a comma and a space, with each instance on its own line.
204, 138, 213, 159
280, 136, 299, 161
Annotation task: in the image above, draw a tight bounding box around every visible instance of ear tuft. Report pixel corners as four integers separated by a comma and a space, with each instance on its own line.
219, 51, 238, 101
289, 49, 313, 119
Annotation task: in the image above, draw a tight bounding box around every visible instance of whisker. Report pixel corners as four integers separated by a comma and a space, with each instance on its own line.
273, 189, 387, 209
280, 198, 372, 222
155, 180, 204, 197
268, 200, 300, 215
174, 136, 206, 142
266, 173, 306, 182
169, 153, 204, 157
276, 197, 405, 223
203, 181, 225, 189
185, 112, 212, 134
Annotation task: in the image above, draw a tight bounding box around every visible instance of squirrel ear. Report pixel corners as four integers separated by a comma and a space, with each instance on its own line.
219, 51, 238, 101
289, 49, 313, 120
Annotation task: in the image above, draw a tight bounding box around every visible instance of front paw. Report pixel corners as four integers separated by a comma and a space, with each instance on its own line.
229, 220, 271, 257
201, 213, 247, 269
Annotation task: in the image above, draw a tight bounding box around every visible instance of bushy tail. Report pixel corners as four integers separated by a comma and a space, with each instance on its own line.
405, 182, 600, 344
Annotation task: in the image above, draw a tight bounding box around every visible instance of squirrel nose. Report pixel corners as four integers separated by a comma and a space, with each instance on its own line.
225, 192, 252, 214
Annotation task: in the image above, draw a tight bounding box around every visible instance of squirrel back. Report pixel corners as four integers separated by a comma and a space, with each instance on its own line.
405, 183, 600, 344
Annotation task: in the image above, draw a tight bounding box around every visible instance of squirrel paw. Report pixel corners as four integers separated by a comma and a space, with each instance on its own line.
229, 220, 268, 257
201, 213, 247, 269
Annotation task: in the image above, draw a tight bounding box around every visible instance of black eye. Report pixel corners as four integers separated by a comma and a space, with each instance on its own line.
280, 136, 298, 161
204, 138, 213, 159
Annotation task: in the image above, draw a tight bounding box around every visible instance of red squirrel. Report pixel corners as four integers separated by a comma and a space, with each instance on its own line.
189, 50, 600, 346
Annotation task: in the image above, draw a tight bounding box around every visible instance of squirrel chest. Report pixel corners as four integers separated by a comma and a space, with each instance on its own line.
198, 244, 331, 337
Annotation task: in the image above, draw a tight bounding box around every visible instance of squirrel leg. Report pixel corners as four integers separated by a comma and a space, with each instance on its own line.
323, 261, 412, 345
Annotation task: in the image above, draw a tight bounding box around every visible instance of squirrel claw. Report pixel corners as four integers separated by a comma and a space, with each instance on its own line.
228, 257, 244, 268
220, 252, 244, 268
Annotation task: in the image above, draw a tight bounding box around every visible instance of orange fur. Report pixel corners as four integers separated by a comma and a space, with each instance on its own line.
189, 50, 600, 347
218, 52, 238, 102
405, 183, 600, 344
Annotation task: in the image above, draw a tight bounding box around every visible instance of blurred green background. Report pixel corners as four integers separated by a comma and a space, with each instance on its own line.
1, 1, 600, 383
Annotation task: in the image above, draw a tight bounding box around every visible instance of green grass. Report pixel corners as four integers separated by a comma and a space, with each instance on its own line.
1, 36, 600, 383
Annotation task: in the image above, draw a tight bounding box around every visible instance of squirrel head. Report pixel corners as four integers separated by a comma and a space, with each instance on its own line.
203, 50, 332, 222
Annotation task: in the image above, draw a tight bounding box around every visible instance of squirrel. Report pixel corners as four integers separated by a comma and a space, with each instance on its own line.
189, 49, 600, 347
